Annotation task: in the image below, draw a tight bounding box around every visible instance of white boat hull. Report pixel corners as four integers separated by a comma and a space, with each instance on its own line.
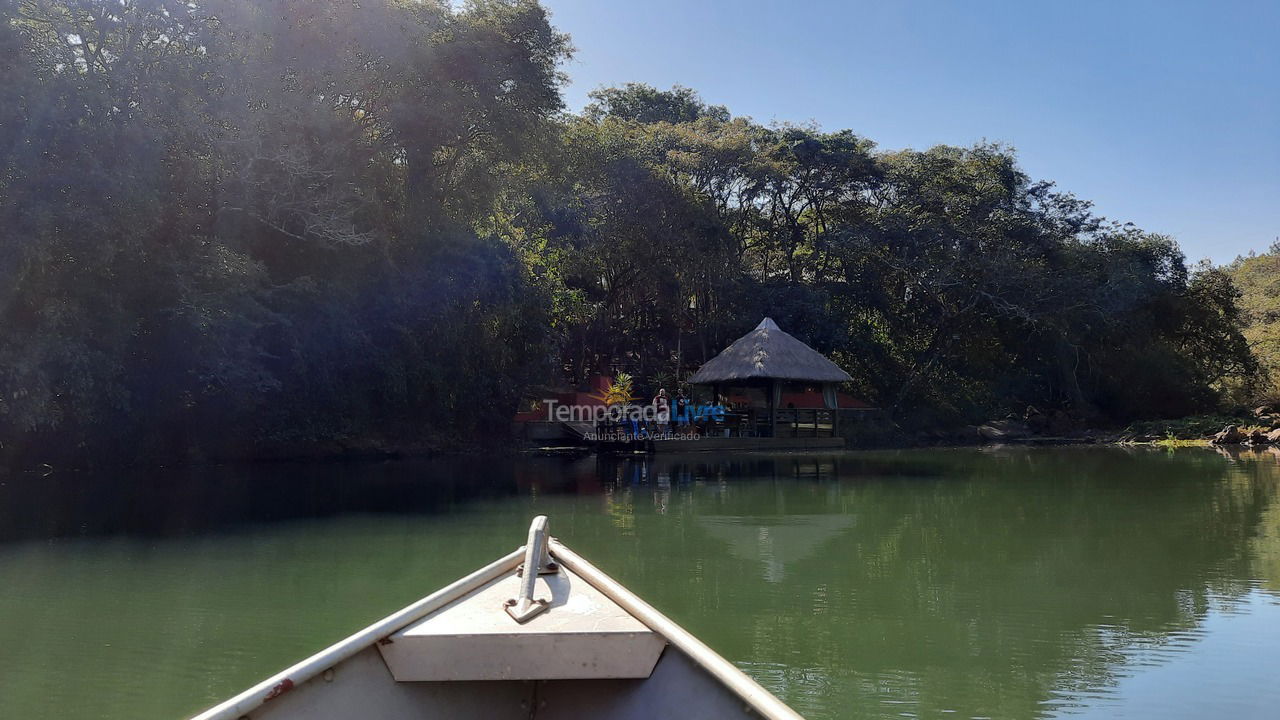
242, 639, 768, 720
190, 520, 804, 720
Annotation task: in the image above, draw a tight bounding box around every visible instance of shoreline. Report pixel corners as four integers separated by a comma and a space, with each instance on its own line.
3, 420, 1259, 474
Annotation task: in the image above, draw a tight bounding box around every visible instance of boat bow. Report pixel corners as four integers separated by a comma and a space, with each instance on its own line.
190, 516, 805, 720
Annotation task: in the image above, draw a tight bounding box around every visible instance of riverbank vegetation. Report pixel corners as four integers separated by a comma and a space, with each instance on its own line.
1229, 247, 1280, 401
0, 0, 1262, 465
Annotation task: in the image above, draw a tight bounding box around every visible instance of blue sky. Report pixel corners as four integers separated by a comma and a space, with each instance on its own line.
541, 0, 1279, 264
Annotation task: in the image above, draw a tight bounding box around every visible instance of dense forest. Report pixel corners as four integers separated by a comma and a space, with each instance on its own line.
1229, 246, 1280, 402
0, 0, 1261, 465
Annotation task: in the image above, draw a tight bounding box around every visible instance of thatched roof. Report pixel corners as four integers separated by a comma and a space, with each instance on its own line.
688, 318, 853, 384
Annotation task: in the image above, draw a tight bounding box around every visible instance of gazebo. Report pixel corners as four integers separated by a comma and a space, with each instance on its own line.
688, 318, 854, 438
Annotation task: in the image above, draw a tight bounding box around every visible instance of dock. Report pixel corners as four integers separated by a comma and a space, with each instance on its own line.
594, 435, 845, 454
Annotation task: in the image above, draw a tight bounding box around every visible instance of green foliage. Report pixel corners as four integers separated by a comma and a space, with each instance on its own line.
584, 83, 729, 125
1228, 245, 1280, 402
0, 0, 567, 464
0, 5, 1259, 466
501, 84, 1255, 426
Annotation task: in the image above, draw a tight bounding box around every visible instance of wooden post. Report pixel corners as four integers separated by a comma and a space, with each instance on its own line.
768, 379, 776, 438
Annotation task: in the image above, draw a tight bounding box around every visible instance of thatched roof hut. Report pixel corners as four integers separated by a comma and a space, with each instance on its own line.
688, 318, 852, 385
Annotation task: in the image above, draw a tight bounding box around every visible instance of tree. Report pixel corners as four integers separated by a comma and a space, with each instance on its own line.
1227, 246, 1280, 402
584, 83, 728, 125
0, 0, 570, 465
0, 11, 1259, 467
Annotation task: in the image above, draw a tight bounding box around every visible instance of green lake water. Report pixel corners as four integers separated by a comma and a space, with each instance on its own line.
3, 446, 1280, 719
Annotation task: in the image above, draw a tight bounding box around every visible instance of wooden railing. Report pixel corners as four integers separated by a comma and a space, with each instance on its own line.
724, 409, 837, 438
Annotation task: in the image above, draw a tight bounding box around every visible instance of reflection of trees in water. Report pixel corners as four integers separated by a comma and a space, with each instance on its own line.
1253, 498, 1280, 593
593, 448, 1280, 720
0, 454, 601, 541
1218, 447, 1280, 592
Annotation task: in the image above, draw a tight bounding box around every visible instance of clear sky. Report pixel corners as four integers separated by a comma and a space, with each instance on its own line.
540, 0, 1279, 265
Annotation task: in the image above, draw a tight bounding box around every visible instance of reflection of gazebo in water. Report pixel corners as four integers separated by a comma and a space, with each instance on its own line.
689, 318, 854, 439
699, 515, 856, 583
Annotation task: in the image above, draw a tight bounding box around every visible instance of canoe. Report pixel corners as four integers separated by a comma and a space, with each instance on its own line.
190, 516, 805, 720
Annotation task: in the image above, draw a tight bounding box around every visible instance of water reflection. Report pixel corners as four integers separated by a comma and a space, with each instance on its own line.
1, 447, 1278, 720
0, 455, 589, 541
699, 515, 855, 583
585, 448, 1280, 719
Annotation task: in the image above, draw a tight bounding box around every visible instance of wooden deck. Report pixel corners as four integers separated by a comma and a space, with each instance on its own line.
639, 437, 845, 453
517, 407, 879, 454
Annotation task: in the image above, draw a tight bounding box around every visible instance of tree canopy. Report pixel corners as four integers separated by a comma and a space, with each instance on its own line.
1227, 245, 1280, 403
0, 2, 1259, 465
499, 84, 1255, 425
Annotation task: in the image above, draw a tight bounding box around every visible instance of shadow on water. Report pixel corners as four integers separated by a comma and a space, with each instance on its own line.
0, 449, 992, 542
0, 455, 598, 541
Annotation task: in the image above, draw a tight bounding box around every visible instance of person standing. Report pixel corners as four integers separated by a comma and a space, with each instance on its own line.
653, 388, 670, 434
